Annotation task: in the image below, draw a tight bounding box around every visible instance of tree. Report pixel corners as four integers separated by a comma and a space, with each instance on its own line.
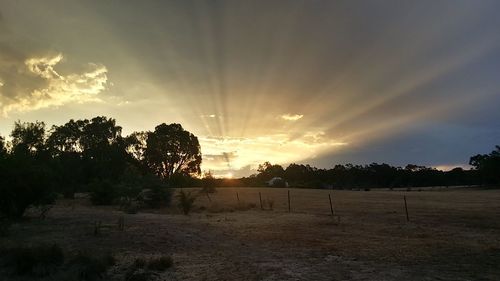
0, 136, 6, 158
10, 121, 46, 156
1, 124, 55, 218
46, 119, 87, 155
144, 123, 201, 182
256, 162, 285, 184
470, 145, 500, 185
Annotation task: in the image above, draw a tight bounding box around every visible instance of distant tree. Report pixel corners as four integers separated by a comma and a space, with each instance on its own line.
144, 123, 201, 183
257, 162, 284, 182
469, 146, 500, 185
201, 170, 217, 194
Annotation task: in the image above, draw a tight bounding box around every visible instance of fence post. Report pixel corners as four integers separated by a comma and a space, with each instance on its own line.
287, 190, 291, 212
404, 195, 409, 222
328, 193, 334, 216
259, 192, 263, 210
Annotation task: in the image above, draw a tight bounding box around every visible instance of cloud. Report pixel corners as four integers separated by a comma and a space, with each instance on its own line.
0, 53, 108, 115
281, 114, 303, 121
200, 132, 347, 176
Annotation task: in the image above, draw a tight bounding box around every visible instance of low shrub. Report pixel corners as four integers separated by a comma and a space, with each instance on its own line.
0, 159, 57, 219
262, 198, 275, 210
0, 244, 64, 277
89, 181, 117, 205
67, 251, 115, 281
177, 190, 196, 215
139, 177, 173, 208
133, 258, 146, 268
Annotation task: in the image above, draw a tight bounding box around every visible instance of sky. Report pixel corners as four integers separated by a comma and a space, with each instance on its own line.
1, 1, 500, 177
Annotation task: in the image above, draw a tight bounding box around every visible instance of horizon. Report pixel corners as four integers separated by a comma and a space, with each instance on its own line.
1, 1, 500, 177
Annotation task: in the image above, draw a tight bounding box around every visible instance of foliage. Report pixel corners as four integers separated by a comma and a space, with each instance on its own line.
0, 244, 64, 276
470, 145, 500, 185
200, 170, 217, 194
144, 123, 202, 180
139, 176, 173, 208
243, 161, 482, 189
0, 155, 56, 218
177, 190, 196, 215
67, 251, 115, 281
89, 181, 117, 205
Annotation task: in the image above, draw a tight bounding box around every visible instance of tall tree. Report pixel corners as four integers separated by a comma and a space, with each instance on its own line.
144, 123, 201, 181
10, 121, 46, 156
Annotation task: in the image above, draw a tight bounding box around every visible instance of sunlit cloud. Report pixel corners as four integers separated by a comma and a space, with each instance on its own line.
433, 164, 472, 171
0, 53, 108, 116
200, 132, 347, 175
281, 114, 303, 121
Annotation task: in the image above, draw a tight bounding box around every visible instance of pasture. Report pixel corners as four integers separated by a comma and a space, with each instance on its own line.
2, 187, 500, 280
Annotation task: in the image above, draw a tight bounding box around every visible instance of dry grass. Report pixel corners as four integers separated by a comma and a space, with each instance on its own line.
1, 187, 499, 280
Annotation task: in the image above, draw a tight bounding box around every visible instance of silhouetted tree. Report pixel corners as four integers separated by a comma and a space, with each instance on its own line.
256, 162, 285, 183
144, 123, 201, 183
10, 121, 47, 157
470, 146, 500, 185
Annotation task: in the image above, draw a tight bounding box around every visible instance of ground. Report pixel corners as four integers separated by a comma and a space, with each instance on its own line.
2, 187, 500, 280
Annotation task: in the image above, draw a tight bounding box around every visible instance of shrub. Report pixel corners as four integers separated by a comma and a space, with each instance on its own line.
177, 190, 196, 215
200, 170, 217, 194
262, 198, 275, 210
0, 157, 56, 219
89, 181, 117, 205
67, 252, 115, 281
0, 244, 64, 277
147, 256, 173, 271
133, 258, 146, 268
139, 176, 173, 208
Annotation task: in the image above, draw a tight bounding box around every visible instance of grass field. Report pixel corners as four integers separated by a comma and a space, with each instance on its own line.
2, 187, 500, 280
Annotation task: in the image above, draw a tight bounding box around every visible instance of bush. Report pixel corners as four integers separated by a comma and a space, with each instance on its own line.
0, 244, 64, 276
139, 176, 173, 208
177, 190, 196, 215
67, 252, 115, 281
262, 198, 275, 210
0, 157, 56, 218
133, 258, 146, 268
89, 181, 117, 205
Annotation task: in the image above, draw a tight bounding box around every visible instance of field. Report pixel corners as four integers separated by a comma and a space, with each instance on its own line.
2, 187, 500, 280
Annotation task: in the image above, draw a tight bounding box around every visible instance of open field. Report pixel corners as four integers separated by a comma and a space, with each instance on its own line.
2, 187, 500, 280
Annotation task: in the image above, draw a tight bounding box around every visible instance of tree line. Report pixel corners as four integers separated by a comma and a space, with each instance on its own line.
0, 116, 202, 218
1, 115, 498, 219
202, 148, 500, 189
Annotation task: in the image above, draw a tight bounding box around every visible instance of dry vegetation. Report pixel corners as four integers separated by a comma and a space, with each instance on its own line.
1, 187, 500, 280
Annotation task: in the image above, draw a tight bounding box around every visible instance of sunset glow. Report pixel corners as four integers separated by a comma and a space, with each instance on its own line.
1, 1, 499, 176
